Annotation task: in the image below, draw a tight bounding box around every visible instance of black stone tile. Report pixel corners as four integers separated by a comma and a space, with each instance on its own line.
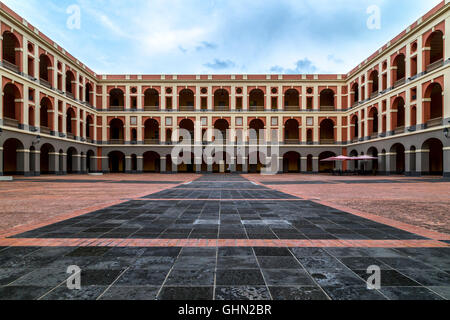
10, 268, 71, 287
165, 269, 214, 286
81, 269, 124, 286
157, 286, 213, 300
115, 269, 168, 286
142, 248, 181, 257
380, 287, 444, 300
427, 287, 450, 299
100, 286, 159, 300
352, 270, 420, 287
308, 270, 366, 287
290, 248, 331, 258
253, 247, 292, 257
216, 269, 266, 286
215, 286, 271, 300
41, 285, 106, 300
218, 247, 255, 257
217, 256, 259, 270
262, 269, 315, 286
268, 286, 329, 300
376, 257, 440, 270
179, 248, 217, 257
338, 257, 392, 271
0, 286, 53, 300
131, 256, 176, 271
396, 269, 450, 287
66, 247, 111, 257
0, 268, 32, 286
257, 256, 301, 269
296, 256, 347, 271
322, 285, 387, 300
173, 256, 216, 270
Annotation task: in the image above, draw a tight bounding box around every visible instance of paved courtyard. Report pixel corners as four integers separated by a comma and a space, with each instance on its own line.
0, 174, 449, 300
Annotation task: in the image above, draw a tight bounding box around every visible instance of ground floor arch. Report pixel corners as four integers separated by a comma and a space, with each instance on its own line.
143, 151, 161, 172
3, 138, 25, 175
108, 151, 125, 173
421, 138, 443, 175
40, 143, 55, 174
390, 143, 405, 174
283, 151, 301, 173
319, 151, 336, 172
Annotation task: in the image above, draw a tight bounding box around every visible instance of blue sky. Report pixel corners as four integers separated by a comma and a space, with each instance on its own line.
2, 0, 442, 75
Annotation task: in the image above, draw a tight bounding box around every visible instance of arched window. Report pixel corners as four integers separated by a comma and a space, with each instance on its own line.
214, 89, 230, 111
39, 54, 52, 84
319, 119, 335, 144
65, 70, 75, 94
2, 31, 20, 68
320, 89, 335, 110
425, 31, 444, 69
109, 89, 124, 108
249, 89, 265, 110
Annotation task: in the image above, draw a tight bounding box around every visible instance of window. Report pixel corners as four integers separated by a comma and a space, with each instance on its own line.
236, 117, 243, 126
271, 117, 278, 126
307, 97, 313, 110
306, 117, 313, 126
166, 97, 172, 109
165, 117, 172, 126
201, 97, 208, 110
201, 117, 207, 126
236, 97, 243, 110
130, 117, 137, 125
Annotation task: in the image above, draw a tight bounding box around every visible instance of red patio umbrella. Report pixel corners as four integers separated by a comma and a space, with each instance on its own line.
320, 155, 354, 162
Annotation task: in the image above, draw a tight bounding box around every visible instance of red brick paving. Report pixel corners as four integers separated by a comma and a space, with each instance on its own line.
0, 238, 447, 248
0, 174, 197, 235
0, 173, 449, 249
245, 174, 450, 236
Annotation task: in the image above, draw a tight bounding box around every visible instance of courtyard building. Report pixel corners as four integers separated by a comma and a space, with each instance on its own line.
0, 1, 450, 177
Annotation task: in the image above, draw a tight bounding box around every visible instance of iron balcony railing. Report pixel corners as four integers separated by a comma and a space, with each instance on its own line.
319, 106, 335, 112
320, 139, 335, 145
426, 59, 444, 73
3, 117, 19, 128
426, 117, 442, 128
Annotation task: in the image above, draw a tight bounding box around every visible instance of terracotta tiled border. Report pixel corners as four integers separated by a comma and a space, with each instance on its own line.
246, 176, 450, 241
0, 238, 447, 248
0, 182, 190, 239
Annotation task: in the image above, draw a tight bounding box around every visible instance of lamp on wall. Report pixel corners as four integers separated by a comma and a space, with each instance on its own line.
32, 135, 41, 146
444, 128, 449, 139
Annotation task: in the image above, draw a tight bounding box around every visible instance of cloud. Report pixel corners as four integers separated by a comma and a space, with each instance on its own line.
204, 59, 236, 70
327, 54, 344, 64
195, 41, 218, 51
270, 58, 318, 74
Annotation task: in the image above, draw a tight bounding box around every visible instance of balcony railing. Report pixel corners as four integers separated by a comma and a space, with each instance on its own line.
2, 60, 20, 73
351, 138, 359, 143
39, 79, 52, 89
426, 59, 444, 73
249, 106, 265, 112
214, 106, 230, 112
370, 91, 379, 99
144, 139, 160, 145
319, 106, 335, 112
3, 117, 19, 128
65, 92, 74, 100
109, 139, 124, 144
426, 117, 442, 128
284, 106, 300, 112
370, 132, 379, 139
320, 139, 335, 145
284, 139, 300, 145
179, 106, 195, 112
109, 106, 124, 111
67, 133, 76, 140
394, 126, 405, 134
144, 106, 160, 111
393, 78, 406, 88
40, 126, 51, 134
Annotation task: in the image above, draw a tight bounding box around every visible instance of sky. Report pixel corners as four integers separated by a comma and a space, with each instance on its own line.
2, 0, 443, 75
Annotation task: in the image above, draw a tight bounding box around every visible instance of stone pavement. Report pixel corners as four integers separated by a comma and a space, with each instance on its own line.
0, 174, 449, 300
